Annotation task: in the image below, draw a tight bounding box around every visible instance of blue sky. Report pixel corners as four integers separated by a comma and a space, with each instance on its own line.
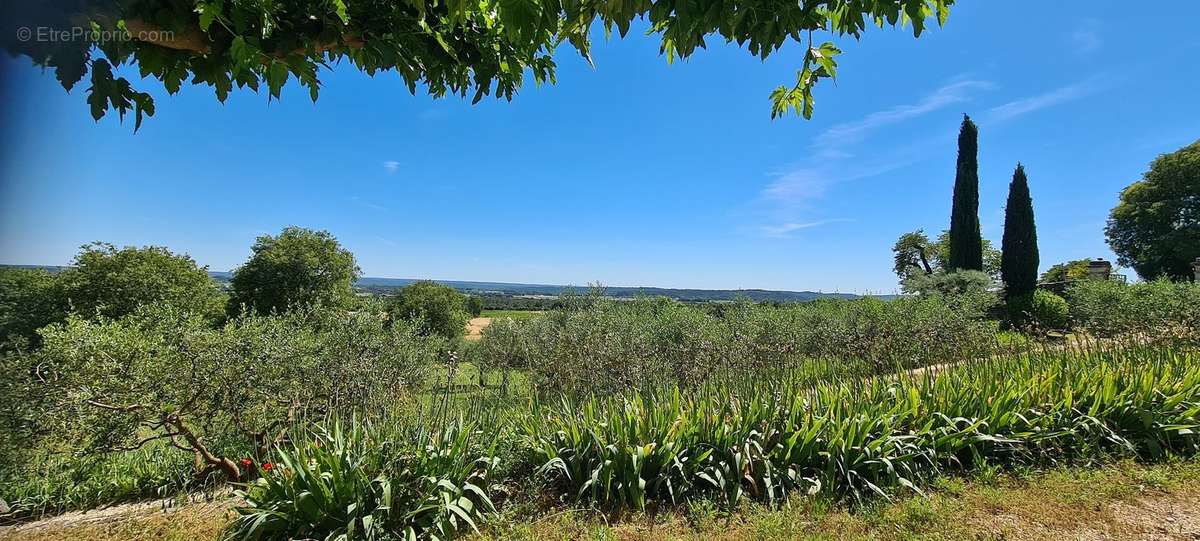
2, 2, 1198, 294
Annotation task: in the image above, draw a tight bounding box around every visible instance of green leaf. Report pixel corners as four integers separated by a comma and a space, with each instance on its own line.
196, 0, 224, 32
229, 36, 255, 66
265, 61, 289, 99
330, 0, 350, 24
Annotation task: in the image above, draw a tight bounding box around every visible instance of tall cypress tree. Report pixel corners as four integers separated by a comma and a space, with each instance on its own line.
948, 114, 983, 271
1001, 163, 1039, 299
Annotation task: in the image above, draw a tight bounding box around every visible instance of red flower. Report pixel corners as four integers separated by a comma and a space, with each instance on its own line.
240, 458, 253, 467
262, 462, 274, 471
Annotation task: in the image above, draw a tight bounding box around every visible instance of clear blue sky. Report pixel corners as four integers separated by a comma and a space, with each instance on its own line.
2, 3, 1198, 294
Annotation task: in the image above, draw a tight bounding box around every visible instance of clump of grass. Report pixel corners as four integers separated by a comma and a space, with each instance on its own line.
520, 344, 1200, 511
1, 443, 217, 522
225, 416, 499, 541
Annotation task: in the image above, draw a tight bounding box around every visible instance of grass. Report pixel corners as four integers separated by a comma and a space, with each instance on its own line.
6, 459, 1198, 541
480, 310, 544, 320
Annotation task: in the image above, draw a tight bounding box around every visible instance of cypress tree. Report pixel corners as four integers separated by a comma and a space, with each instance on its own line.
948, 114, 983, 271
1001, 163, 1039, 299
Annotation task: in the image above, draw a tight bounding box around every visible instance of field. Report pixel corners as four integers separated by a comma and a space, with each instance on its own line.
466, 311, 544, 341
2, 281, 1199, 540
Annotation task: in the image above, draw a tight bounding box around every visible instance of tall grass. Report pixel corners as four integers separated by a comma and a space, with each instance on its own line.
226, 416, 500, 541
0, 443, 219, 521
520, 344, 1200, 510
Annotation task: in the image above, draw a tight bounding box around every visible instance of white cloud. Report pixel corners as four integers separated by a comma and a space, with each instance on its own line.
984, 78, 1106, 122
816, 80, 992, 149
382, 160, 400, 173
1069, 20, 1102, 54
760, 220, 850, 238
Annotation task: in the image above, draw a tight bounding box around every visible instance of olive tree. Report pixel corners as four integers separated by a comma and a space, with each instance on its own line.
26, 303, 441, 480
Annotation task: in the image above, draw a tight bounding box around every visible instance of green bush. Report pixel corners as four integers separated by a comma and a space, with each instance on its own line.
1006, 290, 1069, 330
227, 419, 497, 541
390, 281, 470, 340
1068, 279, 1200, 339
900, 269, 996, 298
524, 345, 1200, 510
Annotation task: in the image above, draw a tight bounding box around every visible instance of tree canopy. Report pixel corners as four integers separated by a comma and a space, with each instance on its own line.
229, 227, 361, 314
1040, 259, 1091, 283
2, 1, 953, 128
0, 267, 66, 349
56, 242, 227, 321
389, 280, 469, 340
892, 228, 999, 288
1105, 140, 1200, 281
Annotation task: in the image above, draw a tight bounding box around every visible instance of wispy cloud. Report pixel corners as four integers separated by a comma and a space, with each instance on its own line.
984, 78, 1107, 122
382, 160, 400, 173
1069, 19, 1102, 54
816, 80, 992, 149
351, 196, 388, 212
759, 219, 851, 238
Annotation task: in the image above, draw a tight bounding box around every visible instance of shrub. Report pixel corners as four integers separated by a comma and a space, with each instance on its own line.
901, 269, 996, 298
0, 267, 66, 349
1068, 279, 1200, 339
524, 344, 1200, 510
227, 419, 497, 541
465, 296, 485, 317
390, 281, 470, 340
1006, 290, 1069, 331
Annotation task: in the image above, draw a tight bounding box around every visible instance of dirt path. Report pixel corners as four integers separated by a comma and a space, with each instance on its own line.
465, 317, 492, 341
0, 494, 234, 541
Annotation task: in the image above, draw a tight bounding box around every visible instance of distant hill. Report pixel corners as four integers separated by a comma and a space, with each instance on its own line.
206, 271, 857, 303
7, 265, 859, 303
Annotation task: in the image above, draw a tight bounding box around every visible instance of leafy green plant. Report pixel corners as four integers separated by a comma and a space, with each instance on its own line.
227, 418, 498, 541
522, 344, 1200, 510
1068, 279, 1200, 339
1006, 290, 1069, 331
389, 281, 471, 340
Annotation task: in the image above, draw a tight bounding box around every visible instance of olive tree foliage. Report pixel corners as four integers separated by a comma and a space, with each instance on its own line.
1, 1, 953, 128
17, 301, 441, 480
389, 280, 468, 340
1105, 140, 1200, 281
229, 227, 361, 315
901, 269, 995, 299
